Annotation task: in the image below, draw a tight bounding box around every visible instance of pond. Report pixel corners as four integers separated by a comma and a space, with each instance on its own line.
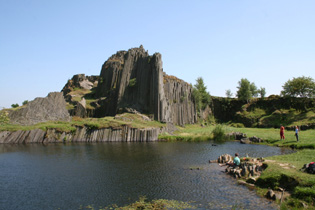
0, 141, 292, 210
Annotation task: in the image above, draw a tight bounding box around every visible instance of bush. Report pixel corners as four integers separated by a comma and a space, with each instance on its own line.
229, 123, 245, 128
22, 100, 29, 105
11, 103, 19, 108
0, 111, 9, 125
212, 124, 226, 141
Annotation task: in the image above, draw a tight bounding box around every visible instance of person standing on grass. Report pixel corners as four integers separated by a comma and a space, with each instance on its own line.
295, 126, 299, 142
280, 125, 285, 140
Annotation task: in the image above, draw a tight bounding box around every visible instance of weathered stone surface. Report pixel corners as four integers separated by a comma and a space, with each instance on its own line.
227, 132, 247, 140
0, 129, 46, 144
249, 136, 263, 143
218, 154, 233, 163
0, 126, 162, 144
94, 46, 197, 126
8, 92, 71, 125
62, 74, 99, 96
266, 189, 276, 200
74, 98, 87, 118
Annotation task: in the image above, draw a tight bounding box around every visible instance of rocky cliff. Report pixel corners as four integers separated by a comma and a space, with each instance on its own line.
8, 92, 71, 125
0, 126, 160, 144
83, 45, 197, 125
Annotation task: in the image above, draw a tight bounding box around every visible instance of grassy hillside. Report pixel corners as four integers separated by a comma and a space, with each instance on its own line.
0, 113, 165, 133
212, 96, 315, 128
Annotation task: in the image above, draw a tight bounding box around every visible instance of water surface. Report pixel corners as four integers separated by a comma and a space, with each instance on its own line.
0, 141, 292, 210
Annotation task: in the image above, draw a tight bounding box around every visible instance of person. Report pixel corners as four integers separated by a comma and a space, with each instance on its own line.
295, 126, 299, 142
227, 153, 240, 167
280, 125, 285, 140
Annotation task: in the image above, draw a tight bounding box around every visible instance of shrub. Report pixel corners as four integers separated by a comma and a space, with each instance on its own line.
212, 124, 226, 141
0, 111, 9, 125
229, 123, 245, 128
129, 78, 137, 88
22, 100, 29, 105
11, 103, 19, 108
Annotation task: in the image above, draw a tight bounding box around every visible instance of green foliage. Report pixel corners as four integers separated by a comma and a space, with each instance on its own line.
128, 78, 137, 88
11, 103, 19, 108
260, 108, 315, 127
294, 186, 315, 203
225, 89, 233, 98
281, 76, 315, 98
236, 78, 258, 101
0, 110, 10, 125
258, 87, 266, 98
254, 150, 315, 208
22, 100, 29, 105
211, 124, 226, 141
192, 77, 211, 113
80, 196, 195, 210
229, 122, 245, 128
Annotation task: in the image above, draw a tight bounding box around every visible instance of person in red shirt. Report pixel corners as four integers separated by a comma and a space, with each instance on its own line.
280, 125, 285, 140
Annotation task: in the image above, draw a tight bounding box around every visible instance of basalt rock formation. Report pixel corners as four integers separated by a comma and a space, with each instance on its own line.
8, 92, 71, 125
62, 46, 197, 126
0, 126, 160, 144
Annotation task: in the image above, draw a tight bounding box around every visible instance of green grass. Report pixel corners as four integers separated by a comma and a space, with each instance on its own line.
259, 108, 315, 127
228, 126, 315, 149
255, 150, 315, 209
0, 113, 165, 133
79, 196, 195, 210
169, 124, 315, 209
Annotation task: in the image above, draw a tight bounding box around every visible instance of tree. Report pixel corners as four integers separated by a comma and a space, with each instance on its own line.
250, 83, 258, 97
225, 89, 233, 98
281, 76, 315, 98
22, 100, 29, 105
192, 77, 211, 113
258, 87, 266, 99
11, 103, 19, 108
236, 78, 258, 101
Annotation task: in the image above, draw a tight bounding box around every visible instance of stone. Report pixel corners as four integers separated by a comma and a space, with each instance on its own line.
249, 136, 263, 143
8, 92, 71, 125
266, 189, 276, 200
246, 177, 256, 184
240, 138, 250, 144
93, 46, 197, 126
74, 98, 87, 118
0, 125, 163, 144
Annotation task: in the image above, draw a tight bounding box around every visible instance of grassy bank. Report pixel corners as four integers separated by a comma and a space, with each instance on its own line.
164, 124, 315, 209
0, 113, 165, 133
163, 124, 315, 148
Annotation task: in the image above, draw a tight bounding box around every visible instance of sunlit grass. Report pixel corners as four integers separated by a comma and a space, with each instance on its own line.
0, 113, 165, 132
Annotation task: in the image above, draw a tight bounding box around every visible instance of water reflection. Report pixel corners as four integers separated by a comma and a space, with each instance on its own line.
0, 141, 292, 210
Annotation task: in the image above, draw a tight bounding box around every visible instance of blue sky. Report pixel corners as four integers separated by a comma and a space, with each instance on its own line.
1, 0, 315, 109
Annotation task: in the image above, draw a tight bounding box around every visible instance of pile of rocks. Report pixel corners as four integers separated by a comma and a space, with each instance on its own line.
225, 158, 265, 179
212, 154, 266, 181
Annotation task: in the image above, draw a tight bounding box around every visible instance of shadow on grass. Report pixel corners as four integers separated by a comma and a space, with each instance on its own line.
282, 140, 298, 144
266, 139, 282, 144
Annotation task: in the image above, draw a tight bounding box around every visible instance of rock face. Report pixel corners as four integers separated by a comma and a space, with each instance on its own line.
8, 92, 71, 125
62, 74, 99, 95
94, 46, 197, 125
0, 126, 160, 143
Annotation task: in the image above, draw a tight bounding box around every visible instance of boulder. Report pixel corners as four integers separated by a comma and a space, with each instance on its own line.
8, 92, 71, 125
266, 189, 276, 200
74, 98, 87, 118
